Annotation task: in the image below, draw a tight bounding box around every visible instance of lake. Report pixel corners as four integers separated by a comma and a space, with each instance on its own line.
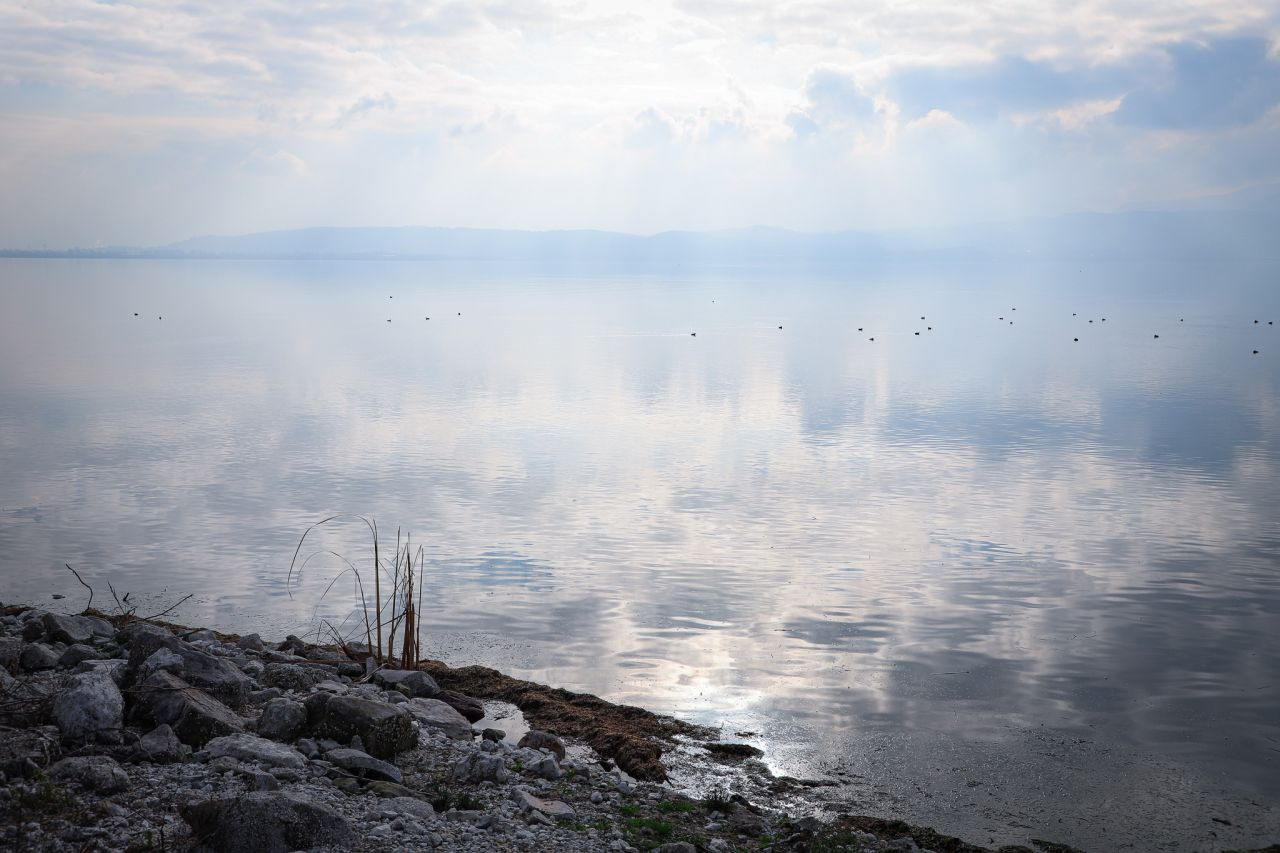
1, 257, 1277, 849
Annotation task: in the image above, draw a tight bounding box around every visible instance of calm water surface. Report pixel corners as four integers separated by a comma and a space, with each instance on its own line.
1, 258, 1278, 850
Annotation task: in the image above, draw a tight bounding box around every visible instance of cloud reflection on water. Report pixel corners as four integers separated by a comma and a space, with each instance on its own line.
1, 258, 1278, 848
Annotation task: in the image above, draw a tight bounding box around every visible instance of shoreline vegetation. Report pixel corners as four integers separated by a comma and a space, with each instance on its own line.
2, 606, 1277, 853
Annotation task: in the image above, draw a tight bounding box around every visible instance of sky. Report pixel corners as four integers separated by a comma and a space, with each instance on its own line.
0, 1, 1278, 247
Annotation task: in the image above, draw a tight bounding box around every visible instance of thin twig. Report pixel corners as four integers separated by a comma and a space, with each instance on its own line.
63, 564, 93, 614
139, 593, 193, 623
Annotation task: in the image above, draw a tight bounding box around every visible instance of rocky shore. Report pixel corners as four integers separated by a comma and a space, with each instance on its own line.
0, 604, 1271, 853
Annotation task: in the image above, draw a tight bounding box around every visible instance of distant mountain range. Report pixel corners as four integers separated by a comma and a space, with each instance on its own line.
4, 202, 1279, 264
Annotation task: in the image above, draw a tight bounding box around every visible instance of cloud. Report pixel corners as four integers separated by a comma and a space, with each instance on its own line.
1, 2, 1279, 243
1116, 37, 1280, 128
887, 55, 1125, 121
786, 68, 879, 137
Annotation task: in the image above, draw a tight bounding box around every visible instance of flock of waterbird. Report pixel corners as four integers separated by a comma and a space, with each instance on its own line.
131, 297, 1273, 355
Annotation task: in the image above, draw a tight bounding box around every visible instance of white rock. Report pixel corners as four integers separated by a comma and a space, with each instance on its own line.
204, 733, 307, 769
53, 671, 123, 742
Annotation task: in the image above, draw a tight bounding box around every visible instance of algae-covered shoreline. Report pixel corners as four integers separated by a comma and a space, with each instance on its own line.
1, 602, 1275, 853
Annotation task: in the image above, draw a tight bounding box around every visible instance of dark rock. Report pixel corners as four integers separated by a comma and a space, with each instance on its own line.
203, 733, 307, 769
481, 727, 506, 742
20, 642, 60, 671
120, 621, 172, 643
256, 697, 307, 742
261, 662, 331, 692
22, 616, 47, 641
372, 668, 439, 698
236, 633, 265, 652
386, 795, 434, 820
180, 791, 354, 853
134, 723, 190, 763
307, 693, 417, 760
325, 747, 403, 783
183, 629, 219, 644
365, 780, 418, 798
136, 671, 245, 746
49, 755, 128, 793
43, 612, 111, 645
436, 688, 485, 722
138, 647, 185, 679
127, 634, 251, 708
518, 729, 566, 760
53, 670, 124, 742
332, 775, 362, 795
0, 726, 61, 779
512, 789, 575, 821
453, 752, 509, 784
0, 636, 21, 672
58, 644, 99, 668
527, 753, 561, 780
72, 659, 125, 682
728, 808, 770, 836
405, 697, 474, 740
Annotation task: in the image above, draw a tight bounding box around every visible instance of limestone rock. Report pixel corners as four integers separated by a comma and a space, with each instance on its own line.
236, 633, 265, 652
386, 796, 435, 821
325, 747, 402, 783
261, 661, 331, 692
53, 670, 124, 742
306, 693, 417, 760
49, 755, 128, 793
134, 723, 190, 764
436, 688, 485, 722
58, 644, 99, 668
518, 729, 566, 760
180, 792, 354, 853
0, 726, 61, 779
0, 636, 21, 672
203, 733, 307, 769
136, 671, 245, 746
406, 697, 474, 741
512, 788, 576, 821
127, 634, 251, 708
372, 668, 439, 698
43, 612, 111, 645
256, 697, 307, 742
19, 642, 59, 671
453, 752, 509, 784
527, 753, 562, 781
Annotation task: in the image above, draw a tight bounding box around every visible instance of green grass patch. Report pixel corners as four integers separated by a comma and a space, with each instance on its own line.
656, 799, 698, 814
624, 816, 674, 841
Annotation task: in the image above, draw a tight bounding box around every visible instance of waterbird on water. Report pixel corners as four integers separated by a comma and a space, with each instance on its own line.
1154, 334, 1159, 338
